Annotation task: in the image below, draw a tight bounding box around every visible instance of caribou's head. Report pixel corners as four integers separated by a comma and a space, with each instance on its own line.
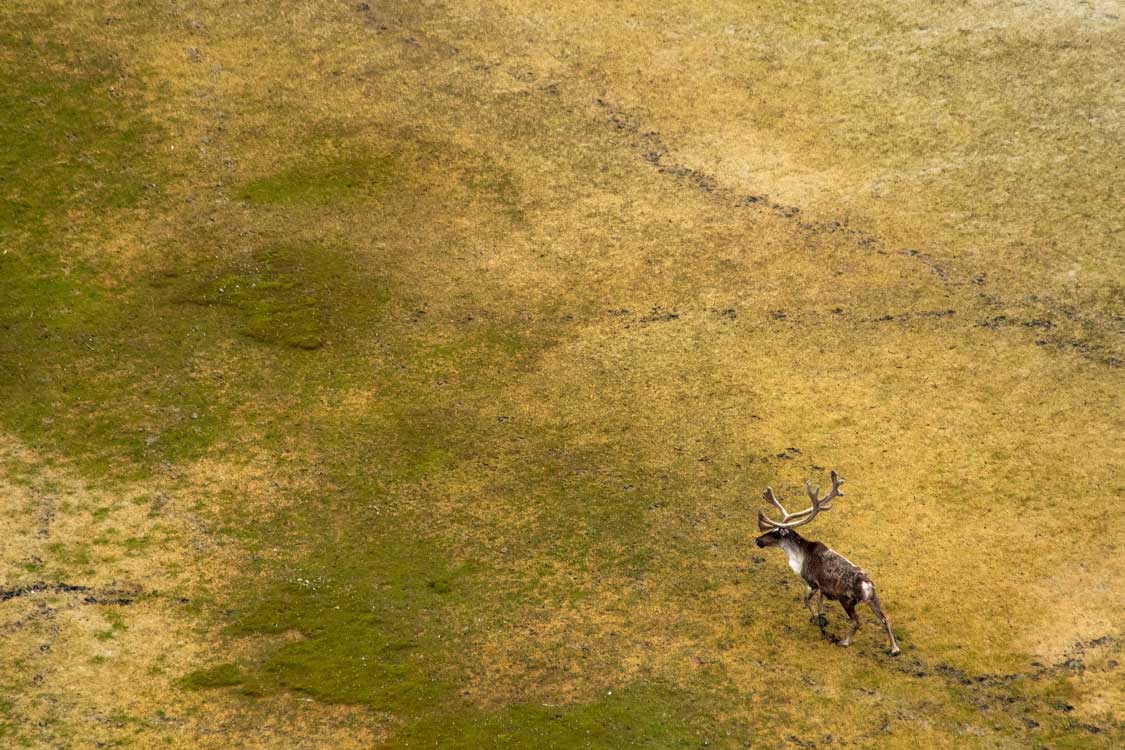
754, 470, 844, 547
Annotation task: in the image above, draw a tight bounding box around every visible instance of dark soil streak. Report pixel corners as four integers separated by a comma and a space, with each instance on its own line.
881, 634, 1123, 738
0, 581, 146, 606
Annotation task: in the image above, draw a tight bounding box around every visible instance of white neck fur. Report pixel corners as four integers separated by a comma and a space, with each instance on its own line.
780, 537, 805, 576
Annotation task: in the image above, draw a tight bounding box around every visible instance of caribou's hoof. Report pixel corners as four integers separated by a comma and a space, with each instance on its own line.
813, 614, 828, 628
890, 647, 901, 657
839, 640, 851, 648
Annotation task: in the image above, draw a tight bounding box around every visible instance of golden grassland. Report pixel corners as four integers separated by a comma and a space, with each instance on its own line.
0, 1, 1121, 748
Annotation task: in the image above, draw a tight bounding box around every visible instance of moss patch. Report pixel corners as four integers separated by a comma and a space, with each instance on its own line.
181, 663, 243, 690
169, 242, 387, 351
0, 40, 391, 476
0, 28, 214, 477
0, 28, 151, 241
387, 685, 726, 749
3, 2, 1122, 749
223, 515, 461, 709
239, 156, 394, 205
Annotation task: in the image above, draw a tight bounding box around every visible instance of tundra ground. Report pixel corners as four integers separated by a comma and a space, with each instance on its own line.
1, 1, 1121, 748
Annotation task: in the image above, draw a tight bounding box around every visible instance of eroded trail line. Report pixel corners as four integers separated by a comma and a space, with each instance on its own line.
588, 97, 1123, 368
0, 581, 152, 606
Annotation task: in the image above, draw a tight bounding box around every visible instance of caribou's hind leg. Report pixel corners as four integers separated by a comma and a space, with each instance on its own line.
867, 595, 901, 656
839, 600, 861, 647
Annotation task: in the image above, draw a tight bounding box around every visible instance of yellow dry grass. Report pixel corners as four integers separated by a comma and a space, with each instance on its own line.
1, 0, 1121, 748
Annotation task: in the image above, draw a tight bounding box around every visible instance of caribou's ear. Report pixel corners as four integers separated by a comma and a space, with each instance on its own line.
757, 510, 773, 532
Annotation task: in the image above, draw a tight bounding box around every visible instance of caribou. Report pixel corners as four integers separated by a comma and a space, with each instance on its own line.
754, 471, 901, 655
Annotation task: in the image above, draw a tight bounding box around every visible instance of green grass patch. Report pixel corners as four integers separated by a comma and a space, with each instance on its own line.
0, 696, 14, 739
0, 30, 218, 476
0, 29, 151, 242
122, 536, 150, 552
238, 156, 394, 205
180, 663, 243, 690
222, 524, 462, 709
46, 541, 91, 567
168, 242, 390, 351
387, 685, 729, 749
0, 26, 396, 479
95, 609, 128, 641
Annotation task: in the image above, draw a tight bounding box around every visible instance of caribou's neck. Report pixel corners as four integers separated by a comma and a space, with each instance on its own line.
779, 532, 815, 577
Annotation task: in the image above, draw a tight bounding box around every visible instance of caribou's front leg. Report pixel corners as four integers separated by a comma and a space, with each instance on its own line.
867, 595, 901, 656
804, 586, 829, 628
815, 590, 827, 627
839, 601, 861, 647
803, 586, 818, 618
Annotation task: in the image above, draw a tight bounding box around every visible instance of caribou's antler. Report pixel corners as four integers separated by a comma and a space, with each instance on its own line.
759, 486, 815, 526
758, 470, 844, 530
805, 469, 845, 511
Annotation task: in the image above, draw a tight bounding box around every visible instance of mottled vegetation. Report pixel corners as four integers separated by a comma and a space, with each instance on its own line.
0, 1, 1121, 749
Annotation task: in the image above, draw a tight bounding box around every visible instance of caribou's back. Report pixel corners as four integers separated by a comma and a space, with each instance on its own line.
805, 542, 874, 603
